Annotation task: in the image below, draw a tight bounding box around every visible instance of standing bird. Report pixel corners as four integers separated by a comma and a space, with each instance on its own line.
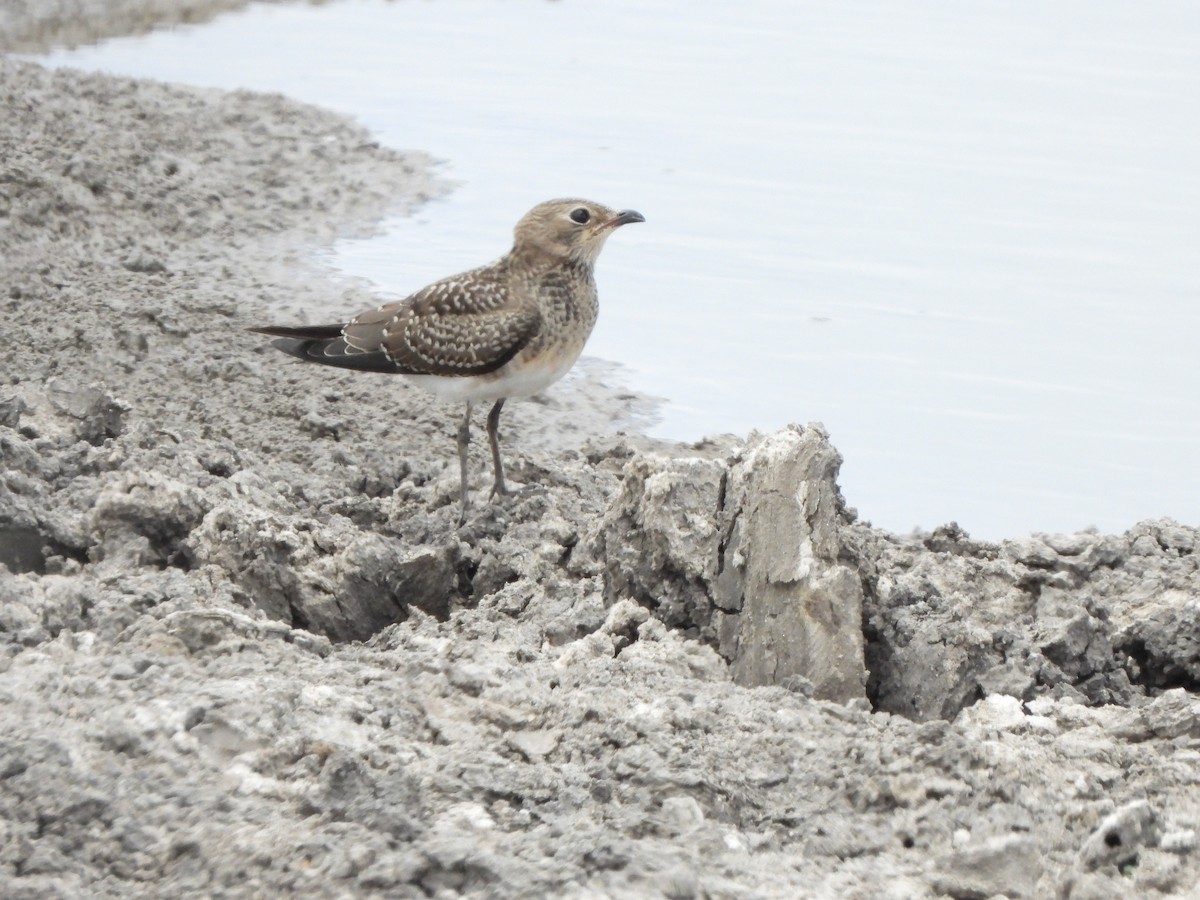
249, 198, 644, 522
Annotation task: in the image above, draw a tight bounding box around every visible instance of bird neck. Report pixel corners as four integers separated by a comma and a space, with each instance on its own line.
509, 243, 595, 277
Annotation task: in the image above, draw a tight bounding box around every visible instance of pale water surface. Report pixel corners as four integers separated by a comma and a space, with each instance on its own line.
38, 0, 1200, 538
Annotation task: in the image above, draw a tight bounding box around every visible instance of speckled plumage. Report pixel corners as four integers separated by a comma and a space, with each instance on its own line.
249, 198, 644, 522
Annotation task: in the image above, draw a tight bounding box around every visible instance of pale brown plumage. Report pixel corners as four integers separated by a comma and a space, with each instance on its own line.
249, 198, 644, 522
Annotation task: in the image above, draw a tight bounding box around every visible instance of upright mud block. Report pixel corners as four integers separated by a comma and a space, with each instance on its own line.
594, 424, 867, 703
721, 426, 866, 701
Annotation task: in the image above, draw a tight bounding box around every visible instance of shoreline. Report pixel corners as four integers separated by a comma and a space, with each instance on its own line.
1, 0, 287, 54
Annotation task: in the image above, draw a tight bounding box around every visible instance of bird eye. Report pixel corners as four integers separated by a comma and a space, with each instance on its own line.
569, 208, 590, 224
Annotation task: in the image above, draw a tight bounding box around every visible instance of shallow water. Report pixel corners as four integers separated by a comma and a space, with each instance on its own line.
37, 0, 1200, 538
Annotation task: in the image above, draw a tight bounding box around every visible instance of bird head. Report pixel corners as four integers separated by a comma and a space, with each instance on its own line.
512, 199, 645, 269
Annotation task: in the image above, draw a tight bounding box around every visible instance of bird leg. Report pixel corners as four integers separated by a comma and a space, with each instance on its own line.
457, 402, 472, 523
486, 399, 509, 497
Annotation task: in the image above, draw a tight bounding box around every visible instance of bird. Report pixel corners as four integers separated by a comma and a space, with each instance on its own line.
249, 198, 644, 523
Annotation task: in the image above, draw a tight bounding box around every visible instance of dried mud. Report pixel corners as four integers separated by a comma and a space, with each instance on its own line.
3, 12, 1200, 899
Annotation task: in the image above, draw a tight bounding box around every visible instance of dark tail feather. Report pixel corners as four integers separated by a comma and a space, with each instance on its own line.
246, 324, 345, 340
248, 324, 400, 374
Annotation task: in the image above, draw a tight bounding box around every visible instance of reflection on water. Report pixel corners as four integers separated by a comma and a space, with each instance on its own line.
37, 0, 1200, 538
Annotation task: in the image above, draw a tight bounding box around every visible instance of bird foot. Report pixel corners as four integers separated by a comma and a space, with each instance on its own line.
453, 483, 541, 528
490, 479, 544, 501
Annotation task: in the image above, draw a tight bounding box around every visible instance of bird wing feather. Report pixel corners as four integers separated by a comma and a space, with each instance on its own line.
343, 271, 541, 377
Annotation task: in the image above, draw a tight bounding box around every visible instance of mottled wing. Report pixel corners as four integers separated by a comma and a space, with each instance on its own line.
247, 324, 400, 372
343, 269, 540, 377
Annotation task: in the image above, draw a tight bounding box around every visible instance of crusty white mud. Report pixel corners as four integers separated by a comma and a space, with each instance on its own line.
3, 10, 1200, 898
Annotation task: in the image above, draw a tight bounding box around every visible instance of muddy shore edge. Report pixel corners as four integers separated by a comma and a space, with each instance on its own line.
3, 9, 1200, 898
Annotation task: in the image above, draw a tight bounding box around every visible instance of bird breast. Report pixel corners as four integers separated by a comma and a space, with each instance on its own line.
524, 264, 599, 355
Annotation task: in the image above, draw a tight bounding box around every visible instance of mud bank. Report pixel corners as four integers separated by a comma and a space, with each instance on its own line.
3, 15, 1200, 899
0, 0, 299, 54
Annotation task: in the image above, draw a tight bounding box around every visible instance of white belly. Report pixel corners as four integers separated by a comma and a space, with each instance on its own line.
405, 347, 582, 404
